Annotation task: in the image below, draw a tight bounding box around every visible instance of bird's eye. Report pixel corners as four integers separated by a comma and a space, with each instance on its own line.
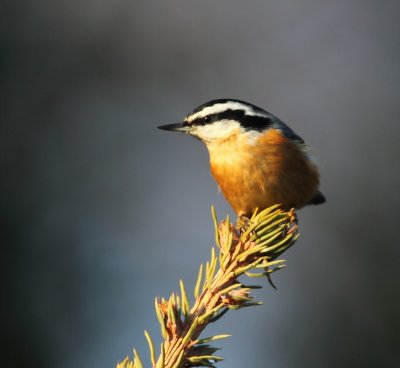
203, 116, 210, 124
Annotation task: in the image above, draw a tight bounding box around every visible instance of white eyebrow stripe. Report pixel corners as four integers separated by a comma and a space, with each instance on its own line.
187, 102, 270, 122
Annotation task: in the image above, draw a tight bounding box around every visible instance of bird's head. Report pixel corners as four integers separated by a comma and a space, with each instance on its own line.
158, 99, 303, 145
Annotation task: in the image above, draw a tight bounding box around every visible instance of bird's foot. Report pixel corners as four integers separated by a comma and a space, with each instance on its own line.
236, 215, 251, 233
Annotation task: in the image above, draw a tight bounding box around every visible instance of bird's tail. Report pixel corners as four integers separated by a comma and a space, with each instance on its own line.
308, 191, 326, 205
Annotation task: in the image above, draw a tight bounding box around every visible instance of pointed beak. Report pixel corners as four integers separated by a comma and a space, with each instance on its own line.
157, 122, 191, 133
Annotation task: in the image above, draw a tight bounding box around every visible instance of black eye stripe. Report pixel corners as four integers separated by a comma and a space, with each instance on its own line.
189, 117, 208, 126
241, 115, 274, 131
190, 109, 246, 126
216, 109, 245, 122
189, 109, 274, 131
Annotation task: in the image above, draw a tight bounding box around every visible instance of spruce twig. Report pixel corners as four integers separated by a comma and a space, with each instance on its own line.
117, 205, 299, 368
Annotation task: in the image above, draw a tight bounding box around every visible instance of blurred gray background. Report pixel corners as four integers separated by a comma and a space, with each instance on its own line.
2, 1, 400, 367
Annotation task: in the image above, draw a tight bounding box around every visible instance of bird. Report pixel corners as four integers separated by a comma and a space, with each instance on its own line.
158, 99, 325, 218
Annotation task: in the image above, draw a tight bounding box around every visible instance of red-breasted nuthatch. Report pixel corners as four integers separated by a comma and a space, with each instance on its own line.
158, 99, 325, 217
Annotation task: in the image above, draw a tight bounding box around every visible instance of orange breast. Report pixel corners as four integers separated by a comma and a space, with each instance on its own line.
208, 129, 320, 217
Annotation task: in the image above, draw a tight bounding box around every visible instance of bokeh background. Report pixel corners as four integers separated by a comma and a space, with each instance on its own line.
2, 1, 400, 367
